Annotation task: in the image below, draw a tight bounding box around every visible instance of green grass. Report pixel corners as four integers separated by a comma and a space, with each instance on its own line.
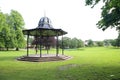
0, 47, 120, 80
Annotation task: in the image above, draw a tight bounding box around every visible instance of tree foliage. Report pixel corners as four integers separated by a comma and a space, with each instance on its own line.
86, 0, 120, 31
87, 39, 94, 47
70, 38, 78, 48
0, 11, 6, 48
61, 37, 71, 49
103, 39, 116, 46
59, 37, 84, 49
96, 41, 104, 46
0, 9, 25, 50
10, 10, 25, 50
32, 37, 56, 49
85, 0, 120, 47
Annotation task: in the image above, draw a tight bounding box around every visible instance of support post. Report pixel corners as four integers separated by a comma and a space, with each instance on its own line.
39, 30, 42, 57
35, 40, 38, 54
35, 44, 38, 54
35, 31, 38, 54
40, 37, 42, 57
56, 34, 59, 56
27, 32, 29, 57
62, 35, 64, 55
47, 36, 49, 54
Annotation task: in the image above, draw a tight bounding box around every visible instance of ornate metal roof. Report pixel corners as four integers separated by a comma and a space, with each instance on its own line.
22, 16, 67, 37
37, 17, 53, 29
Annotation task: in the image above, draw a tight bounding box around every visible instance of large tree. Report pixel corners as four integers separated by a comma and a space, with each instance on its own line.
87, 39, 94, 47
5, 14, 17, 49
58, 37, 71, 49
77, 39, 85, 48
9, 10, 25, 50
0, 10, 6, 49
85, 0, 120, 31
70, 38, 78, 48
0, 9, 25, 50
69, 38, 84, 48
85, 0, 120, 47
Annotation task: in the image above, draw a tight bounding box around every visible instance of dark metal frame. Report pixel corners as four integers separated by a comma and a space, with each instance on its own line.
23, 28, 67, 57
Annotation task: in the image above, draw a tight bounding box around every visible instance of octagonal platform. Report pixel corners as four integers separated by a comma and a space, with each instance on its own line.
17, 54, 72, 62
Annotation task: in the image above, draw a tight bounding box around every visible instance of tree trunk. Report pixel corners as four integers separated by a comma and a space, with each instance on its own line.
6, 47, 9, 51
16, 47, 19, 51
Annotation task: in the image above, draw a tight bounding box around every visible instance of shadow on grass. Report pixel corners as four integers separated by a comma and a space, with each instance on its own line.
106, 47, 120, 49
111, 78, 120, 80
56, 64, 120, 80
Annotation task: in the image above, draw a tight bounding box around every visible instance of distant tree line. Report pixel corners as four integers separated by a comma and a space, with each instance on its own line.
83, 39, 119, 47
58, 37, 120, 49
0, 9, 25, 51
26, 36, 120, 50
59, 37, 85, 49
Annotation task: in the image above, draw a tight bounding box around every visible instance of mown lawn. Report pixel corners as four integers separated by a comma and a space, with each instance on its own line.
0, 47, 120, 80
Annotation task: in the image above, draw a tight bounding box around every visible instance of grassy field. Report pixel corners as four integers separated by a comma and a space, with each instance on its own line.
0, 47, 120, 80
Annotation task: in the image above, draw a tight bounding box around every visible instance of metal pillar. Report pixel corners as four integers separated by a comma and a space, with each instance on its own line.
27, 32, 29, 56
47, 36, 49, 54
35, 40, 38, 54
56, 34, 59, 56
40, 37, 42, 57
39, 30, 42, 57
38, 29, 42, 57
35, 44, 38, 54
62, 35, 64, 55
35, 31, 38, 54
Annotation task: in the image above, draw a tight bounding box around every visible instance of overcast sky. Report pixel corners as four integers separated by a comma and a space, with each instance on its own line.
0, 0, 118, 41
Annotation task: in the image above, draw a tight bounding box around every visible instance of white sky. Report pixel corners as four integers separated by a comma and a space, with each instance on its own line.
0, 0, 118, 41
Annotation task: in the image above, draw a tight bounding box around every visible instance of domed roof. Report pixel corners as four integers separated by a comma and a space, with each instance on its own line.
37, 17, 53, 29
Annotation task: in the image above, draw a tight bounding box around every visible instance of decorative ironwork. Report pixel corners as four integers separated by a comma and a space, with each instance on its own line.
22, 16, 67, 57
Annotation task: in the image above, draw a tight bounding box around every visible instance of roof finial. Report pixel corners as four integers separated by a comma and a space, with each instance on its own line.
44, 10, 46, 17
